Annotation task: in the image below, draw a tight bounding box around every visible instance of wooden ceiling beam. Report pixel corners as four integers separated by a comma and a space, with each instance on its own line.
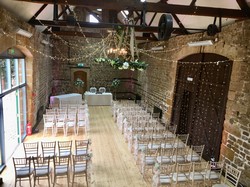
30, 19, 205, 34
28, 4, 48, 23
236, 0, 250, 17
15, 0, 248, 18
43, 30, 157, 40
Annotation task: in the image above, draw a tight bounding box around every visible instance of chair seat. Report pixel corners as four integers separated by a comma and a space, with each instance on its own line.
145, 157, 155, 165
16, 167, 34, 177
189, 171, 204, 180
74, 165, 87, 173
45, 122, 54, 127
172, 172, 189, 182
36, 167, 52, 176
78, 121, 86, 126
159, 175, 172, 184
55, 166, 68, 175
161, 143, 173, 148
60, 151, 71, 157
186, 155, 200, 162
172, 155, 186, 162
205, 171, 220, 179
56, 122, 65, 127
67, 122, 75, 127
148, 143, 161, 149
156, 156, 172, 164
76, 149, 88, 156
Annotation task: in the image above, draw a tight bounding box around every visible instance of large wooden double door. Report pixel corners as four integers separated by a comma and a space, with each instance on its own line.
171, 53, 232, 161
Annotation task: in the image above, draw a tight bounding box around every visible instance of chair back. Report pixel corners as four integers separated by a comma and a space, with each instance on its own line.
75, 139, 89, 156
90, 87, 97, 93
43, 114, 55, 127
33, 156, 51, 176
223, 164, 242, 186
160, 162, 176, 176
53, 155, 70, 175
41, 141, 56, 157
173, 162, 192, 183
72, 155, 89, 186
72, 155, 88, 174
23, 142, 39, 158
13, 157, 33, 178
58, 140, 72, 157
98, 87, 106, 93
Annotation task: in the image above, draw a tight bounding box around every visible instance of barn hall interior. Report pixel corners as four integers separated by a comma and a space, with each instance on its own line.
0, 0, 250, 186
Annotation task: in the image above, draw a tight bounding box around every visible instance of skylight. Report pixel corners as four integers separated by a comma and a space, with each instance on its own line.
90, 14, 99, 23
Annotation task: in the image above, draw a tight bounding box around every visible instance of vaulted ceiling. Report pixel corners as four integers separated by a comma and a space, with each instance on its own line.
1, 0, 250, 41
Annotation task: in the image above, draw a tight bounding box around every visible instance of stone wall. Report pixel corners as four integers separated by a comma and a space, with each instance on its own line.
138, 20, 250, 185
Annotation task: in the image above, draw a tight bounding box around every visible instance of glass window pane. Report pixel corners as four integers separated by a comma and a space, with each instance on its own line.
2, 59, 11, 92
3, 91, 19, 161
18, 59, 25, 84
11, 59, 18, 87
18, 87, 27, 140
0, 59, 4, 93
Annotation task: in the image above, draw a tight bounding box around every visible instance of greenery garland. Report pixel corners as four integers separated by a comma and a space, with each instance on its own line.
94, 57, 148, 71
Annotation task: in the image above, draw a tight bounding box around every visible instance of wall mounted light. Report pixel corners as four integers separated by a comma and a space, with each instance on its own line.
187, 40, 213, 47
16, 28, 33, 38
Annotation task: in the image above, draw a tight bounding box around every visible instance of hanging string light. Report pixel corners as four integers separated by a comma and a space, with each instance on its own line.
0, 26, 247, 64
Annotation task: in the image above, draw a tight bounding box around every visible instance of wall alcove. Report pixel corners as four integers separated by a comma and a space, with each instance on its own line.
70, 67, 90, 94
171, 53, 232, 161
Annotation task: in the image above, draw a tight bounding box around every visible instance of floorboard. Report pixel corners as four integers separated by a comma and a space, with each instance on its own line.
0, 106, 150, 187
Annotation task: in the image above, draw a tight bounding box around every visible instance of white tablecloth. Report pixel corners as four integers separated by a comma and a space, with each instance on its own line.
84, 92, 112, 106
50, 93, 82, 106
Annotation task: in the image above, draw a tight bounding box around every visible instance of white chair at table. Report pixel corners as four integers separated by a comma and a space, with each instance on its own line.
43, 114, 55, 136
55, 113, 66, 136
98, 87, 106, 93
66, 112, 77, 136
89, 87, 97, 93
77, 112, 89, 135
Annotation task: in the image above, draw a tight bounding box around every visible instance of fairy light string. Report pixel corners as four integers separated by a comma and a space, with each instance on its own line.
0, 28, 247, 64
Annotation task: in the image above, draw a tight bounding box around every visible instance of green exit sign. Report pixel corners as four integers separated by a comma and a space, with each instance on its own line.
77, 63, 84, 67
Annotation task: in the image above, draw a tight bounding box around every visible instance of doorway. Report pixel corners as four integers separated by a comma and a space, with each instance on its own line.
71, 67, 90, 94
171, 53, 232, 161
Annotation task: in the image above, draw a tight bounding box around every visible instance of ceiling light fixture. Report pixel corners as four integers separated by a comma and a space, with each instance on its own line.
16, 28, 33, 38
140, 0, 146, 2
187, 40, 213, 47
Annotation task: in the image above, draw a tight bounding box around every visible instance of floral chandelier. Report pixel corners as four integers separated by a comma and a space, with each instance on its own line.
94, 22, 148, 71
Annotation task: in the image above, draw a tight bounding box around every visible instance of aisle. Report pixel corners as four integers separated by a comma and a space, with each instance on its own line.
89, 106, 149, 187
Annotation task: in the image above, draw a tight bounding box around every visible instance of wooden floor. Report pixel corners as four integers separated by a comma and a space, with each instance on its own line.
0, 106, 150, 187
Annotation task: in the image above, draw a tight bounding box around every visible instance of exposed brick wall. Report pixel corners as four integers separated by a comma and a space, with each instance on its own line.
51, 37, 137, 98
0, 7, 53, 128
137, 20, 250, 185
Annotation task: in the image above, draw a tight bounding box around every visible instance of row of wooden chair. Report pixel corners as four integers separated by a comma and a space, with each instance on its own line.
152, 161, 242, 187
14, 139, 91, 187
23, 139, 91, 159
13, 153, 91, 187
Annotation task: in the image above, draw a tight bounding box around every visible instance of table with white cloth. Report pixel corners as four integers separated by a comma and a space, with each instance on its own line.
50, 93, 82, 107
84, 92, 112, 106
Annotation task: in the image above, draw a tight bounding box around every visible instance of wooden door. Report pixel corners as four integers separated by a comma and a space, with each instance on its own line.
73, 71, 87, 94
171, 53, 232, 161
